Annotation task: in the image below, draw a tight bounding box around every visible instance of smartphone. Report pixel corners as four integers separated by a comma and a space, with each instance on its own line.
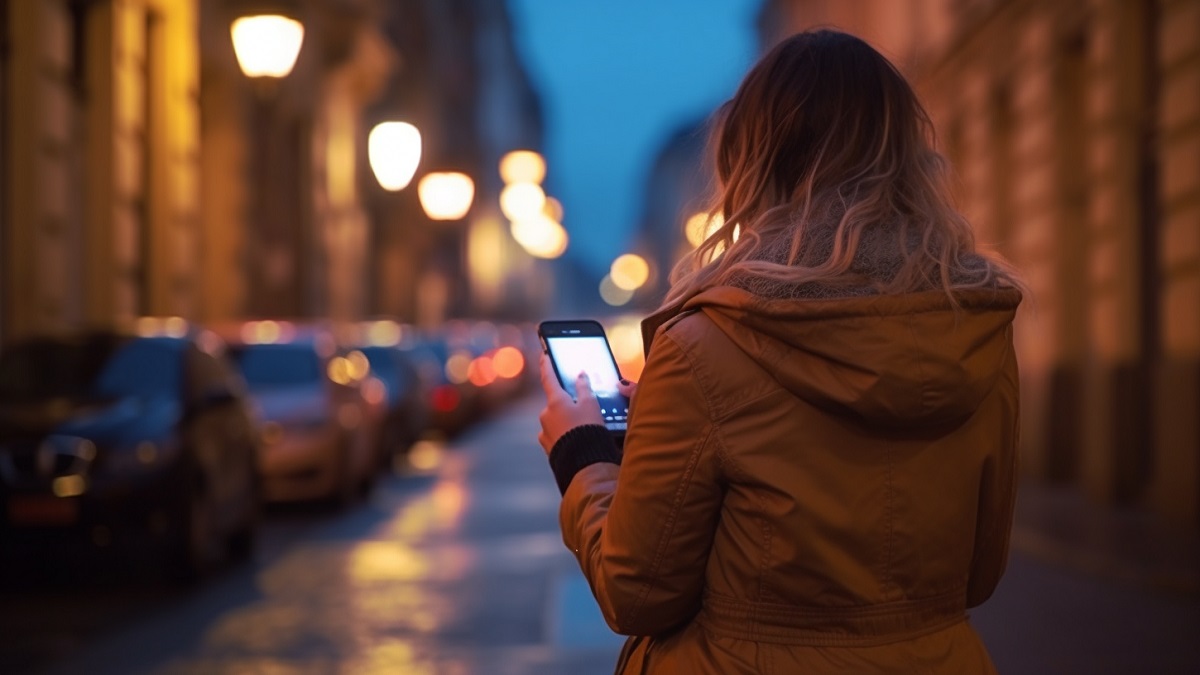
538, 320, 630, 433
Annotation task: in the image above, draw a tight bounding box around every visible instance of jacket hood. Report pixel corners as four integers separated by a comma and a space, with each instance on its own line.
648, 286, 1020, 429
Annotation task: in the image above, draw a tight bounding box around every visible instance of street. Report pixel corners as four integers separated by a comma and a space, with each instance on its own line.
2, 394, 1198, 675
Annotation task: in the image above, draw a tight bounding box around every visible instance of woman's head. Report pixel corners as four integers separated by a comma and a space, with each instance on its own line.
669, 30, 1020, 304
715, 30, 920, 217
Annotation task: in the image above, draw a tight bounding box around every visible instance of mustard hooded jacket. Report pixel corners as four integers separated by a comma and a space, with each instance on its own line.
555, 285, 1021, 674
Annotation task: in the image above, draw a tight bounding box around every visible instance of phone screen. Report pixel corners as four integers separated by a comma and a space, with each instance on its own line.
544, 334, 629, 431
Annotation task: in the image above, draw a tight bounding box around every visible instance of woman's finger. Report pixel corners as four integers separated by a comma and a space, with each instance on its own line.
575, 371, 597, 407
617, 378, 637, 398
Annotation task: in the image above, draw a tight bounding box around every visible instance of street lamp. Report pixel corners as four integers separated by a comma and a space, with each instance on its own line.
229, 6, 304, 316
499, 182, 545, 222
499, 150, 546, 185
610, 253, 650, 291
510, 214, 567, 259
418, 172, 475, 220
230, 14, 305, 78
368, 121, 422, 191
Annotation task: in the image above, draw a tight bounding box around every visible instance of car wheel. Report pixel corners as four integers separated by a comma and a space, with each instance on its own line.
169, 482, 219, 583
226, 462, 259, 561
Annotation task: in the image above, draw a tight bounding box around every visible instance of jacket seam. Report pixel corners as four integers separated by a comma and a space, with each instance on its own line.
625, 333, 718, 630
662, 315, 788, 423
626, 425, 715, 631
657, 331, 719, 422
664, 321, 782, 612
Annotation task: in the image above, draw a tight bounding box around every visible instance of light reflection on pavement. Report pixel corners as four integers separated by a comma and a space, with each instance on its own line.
9, 394, 1199, 674
22, 395, 622, 675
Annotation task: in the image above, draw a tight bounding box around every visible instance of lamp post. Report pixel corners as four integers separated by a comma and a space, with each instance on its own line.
230, 4, 305, 317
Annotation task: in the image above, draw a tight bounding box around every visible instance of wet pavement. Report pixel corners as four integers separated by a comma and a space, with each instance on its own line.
2, 394, 1198, 674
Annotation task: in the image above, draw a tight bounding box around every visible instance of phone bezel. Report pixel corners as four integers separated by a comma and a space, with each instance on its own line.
537, 319, 629, 433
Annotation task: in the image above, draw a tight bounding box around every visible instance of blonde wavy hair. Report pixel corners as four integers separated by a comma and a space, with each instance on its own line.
665, 30, 1022, 307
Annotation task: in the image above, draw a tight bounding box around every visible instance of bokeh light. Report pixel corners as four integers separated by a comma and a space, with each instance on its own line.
230, 15, 304, 78
510, 214, 568, 259
599, 274, 634, 306
610, 254, 650, 291
499, 150, 546, 184
500, 182, 546, 222
685, 211, 724, 248
542, 196, 564, 222
444, 351, 472, 384
492, 346, 525, 378
418, 172, 475, 220
368, 122, 422, 191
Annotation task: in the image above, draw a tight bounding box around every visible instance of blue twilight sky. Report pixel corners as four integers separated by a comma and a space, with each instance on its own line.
507, 0, 761, 280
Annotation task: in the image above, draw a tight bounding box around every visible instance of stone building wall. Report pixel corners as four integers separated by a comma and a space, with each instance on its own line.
2, 0, 200, 339
761, 0, 1200, 526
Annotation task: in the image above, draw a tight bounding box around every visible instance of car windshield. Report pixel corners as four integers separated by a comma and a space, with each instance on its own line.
359, 347, 394, 372
230, 343, 321, 390
0, 335, 181, 402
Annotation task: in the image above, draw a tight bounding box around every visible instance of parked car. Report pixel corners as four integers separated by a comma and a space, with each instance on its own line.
407, 329, 484, 437
0, 323, 260, 579
224, 321, 384, 506
351, 321, 431, 466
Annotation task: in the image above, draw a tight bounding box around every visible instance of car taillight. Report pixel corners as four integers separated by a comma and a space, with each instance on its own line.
467, 355, 497, 387
431, 384, 460, 413
492, 346, 524, 378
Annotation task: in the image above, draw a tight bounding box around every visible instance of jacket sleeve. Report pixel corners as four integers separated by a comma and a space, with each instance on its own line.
967, 341, 1020, 607
559, 331, 724, 636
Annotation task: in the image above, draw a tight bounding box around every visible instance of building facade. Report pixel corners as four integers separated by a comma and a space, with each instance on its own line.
1, 0, 546, 343
761, 0, 1200, 527
2, 0, 203, 339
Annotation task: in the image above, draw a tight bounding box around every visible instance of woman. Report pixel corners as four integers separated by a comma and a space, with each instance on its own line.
538, 29, 1023, 674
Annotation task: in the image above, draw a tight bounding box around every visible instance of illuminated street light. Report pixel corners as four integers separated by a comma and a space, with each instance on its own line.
418, 172, 475, 220
610, 253, 650, 291
525, 224, 568, 258
542, 196, 564, 222
500, 182, 546, 221
230, 15, 305, 78
499, 150, 546, 184
599, 274, 634, 306
510, 214, 568, 259
368, 122, 422, 191
685, 211, 724, 248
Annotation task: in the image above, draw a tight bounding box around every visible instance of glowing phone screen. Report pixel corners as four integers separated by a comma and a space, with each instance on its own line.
546, 336, 621, 399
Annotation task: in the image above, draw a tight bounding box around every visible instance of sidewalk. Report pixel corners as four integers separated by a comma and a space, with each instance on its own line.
1010, 478, 1200, 598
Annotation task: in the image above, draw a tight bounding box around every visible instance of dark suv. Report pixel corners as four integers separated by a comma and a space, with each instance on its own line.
0, 327, 260, 579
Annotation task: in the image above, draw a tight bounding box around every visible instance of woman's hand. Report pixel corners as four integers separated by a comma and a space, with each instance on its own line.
538, 353, 605, 455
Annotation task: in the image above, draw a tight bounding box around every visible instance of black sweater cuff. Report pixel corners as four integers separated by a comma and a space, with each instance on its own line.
548, 424, 621, 495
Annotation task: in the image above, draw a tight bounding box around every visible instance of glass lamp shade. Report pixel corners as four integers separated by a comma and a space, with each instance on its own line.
230, 15, 304, 78
418, 172, 475, 220
368, 122, 422, 191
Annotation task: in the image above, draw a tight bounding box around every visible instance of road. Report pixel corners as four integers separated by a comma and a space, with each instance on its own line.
2, 394, 1197, 674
